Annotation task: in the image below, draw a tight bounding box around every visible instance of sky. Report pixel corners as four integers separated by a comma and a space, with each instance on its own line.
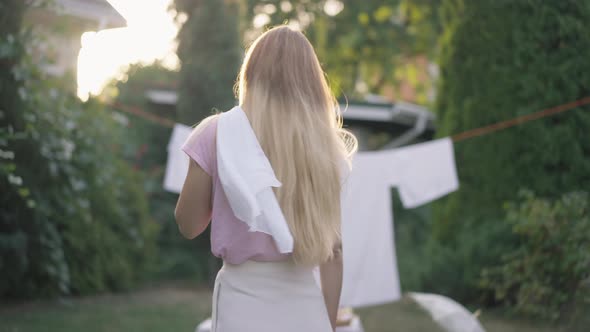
77, 0, 179, 100
76, 0, 344, 100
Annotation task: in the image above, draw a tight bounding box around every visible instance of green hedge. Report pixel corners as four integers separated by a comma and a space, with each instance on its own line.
432, 0, 590, 302
481, 191, 590, 320
109, 63, 214, 283
0, 6, 157, 297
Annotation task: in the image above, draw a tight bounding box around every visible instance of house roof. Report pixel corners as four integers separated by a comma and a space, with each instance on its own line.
54, 0, 127, 29
339, 101, 435, 130
144, 88, 436, 131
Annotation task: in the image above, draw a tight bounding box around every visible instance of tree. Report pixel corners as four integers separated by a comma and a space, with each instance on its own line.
432, 0, 590, 301
242, 0, 441, 101
1, 1, 157, 298
0, 0, 26, 131
175, 0, 242, 125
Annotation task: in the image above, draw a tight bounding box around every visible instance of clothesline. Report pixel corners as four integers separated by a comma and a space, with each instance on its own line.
451, 96, 590, 142
109, 102, 175, 128
109, 96, 590, 142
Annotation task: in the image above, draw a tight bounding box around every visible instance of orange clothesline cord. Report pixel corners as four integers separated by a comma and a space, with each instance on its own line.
109, 102, 175, 128
110, 96, 590, 143
451, 96, 590, 143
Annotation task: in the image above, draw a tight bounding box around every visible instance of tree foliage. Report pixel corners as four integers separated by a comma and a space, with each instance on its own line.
432, 0, 590, 301
0, 2, 157, 298
175, 0, 242, 125
243, 0, 441, 100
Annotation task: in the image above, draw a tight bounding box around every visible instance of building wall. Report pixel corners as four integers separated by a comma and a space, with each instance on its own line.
24, 0, 125, 80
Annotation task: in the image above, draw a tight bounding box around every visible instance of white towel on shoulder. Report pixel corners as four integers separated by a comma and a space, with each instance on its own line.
216, 106, 294, 253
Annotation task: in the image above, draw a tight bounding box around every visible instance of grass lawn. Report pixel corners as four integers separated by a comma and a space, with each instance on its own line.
0, 283, 585, 332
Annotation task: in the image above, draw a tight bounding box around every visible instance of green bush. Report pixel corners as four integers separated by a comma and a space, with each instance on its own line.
395, 190, 515, 304
393, 190, 433, 293
0, 7, 157, 297
481, 191, 590, 320
419, 219, 516, 304
433, 0, 590, 301
108, 63, 213, 283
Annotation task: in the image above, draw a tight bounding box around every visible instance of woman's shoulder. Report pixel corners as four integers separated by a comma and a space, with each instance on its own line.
182, 114, 220, 176
183, 114, 219, 149
183, 114, 220, 152
192, 114, 219, 137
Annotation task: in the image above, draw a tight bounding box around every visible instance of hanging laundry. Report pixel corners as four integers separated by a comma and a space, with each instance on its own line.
340, 138, 459, 308
163, 123, 192, 193
163, 125, 459, 308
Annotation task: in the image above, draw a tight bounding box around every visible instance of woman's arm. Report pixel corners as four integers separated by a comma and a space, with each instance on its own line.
320, 245, 343, 331
174, 160, 212, 239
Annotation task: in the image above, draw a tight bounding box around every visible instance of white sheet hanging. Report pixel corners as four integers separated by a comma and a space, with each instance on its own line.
340, 138, 459, 308
163, 123, 192, 194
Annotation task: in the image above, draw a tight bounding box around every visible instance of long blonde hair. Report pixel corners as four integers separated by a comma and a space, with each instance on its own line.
236, 26, 357, 265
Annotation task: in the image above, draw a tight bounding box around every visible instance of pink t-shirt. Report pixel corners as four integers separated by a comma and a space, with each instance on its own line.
181, 116, 290, 265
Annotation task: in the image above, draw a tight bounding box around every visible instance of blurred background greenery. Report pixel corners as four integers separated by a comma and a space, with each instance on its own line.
1, 0, 589, 330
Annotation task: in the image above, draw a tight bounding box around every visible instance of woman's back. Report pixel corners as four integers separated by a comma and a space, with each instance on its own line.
238, 26, 357, 265
181, 115, 289, 265
175, 25, 357, 332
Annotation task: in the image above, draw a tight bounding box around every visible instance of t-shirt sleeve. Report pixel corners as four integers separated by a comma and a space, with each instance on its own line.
394, 138, 459, 208
181, 116, 218, 176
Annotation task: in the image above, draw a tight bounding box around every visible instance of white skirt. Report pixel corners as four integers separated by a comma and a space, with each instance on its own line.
211, 259, 333, 332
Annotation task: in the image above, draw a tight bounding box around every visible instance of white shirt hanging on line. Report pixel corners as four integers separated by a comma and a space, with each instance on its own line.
340, 137, 459, 308
163, 123, 192, 194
